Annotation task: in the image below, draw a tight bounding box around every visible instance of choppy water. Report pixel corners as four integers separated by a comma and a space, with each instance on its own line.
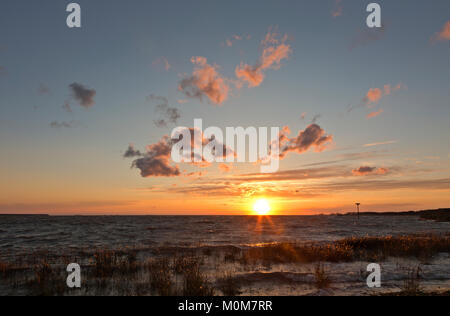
1, 215, 449, 259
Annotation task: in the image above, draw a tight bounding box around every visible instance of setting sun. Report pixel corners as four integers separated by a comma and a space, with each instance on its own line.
253, 199, 271, 216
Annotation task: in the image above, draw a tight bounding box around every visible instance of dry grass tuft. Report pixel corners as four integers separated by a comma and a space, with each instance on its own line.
217, 272, 242, 296
147, 258, 174, 296
401, 266, 423, 296
313, 263, 332, 289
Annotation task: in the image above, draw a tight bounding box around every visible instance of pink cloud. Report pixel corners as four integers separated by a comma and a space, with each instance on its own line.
432, 21, 450, 42
178, 57, 230, 105
224, 34, 250, 47
365, 88, 383, 104
363, 83, 406, 105
367, 108, 384, 119
235, 30, 292, 88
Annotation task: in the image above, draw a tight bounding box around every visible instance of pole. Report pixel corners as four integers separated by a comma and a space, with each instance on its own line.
356, 203, 360, 220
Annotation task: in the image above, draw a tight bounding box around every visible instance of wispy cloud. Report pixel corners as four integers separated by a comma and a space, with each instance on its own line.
235, 28, 292, 88
62, 101, 72, 113
367, 108, 384, 119
123, 144, 143, 158
147, 94, 181, 127
38, 83, 50, 96
364, 140, 397, 147
350, 25, 386, 50
152, 57, 171, 71
218, 163, 232, 173
431, 21, 450, 43
352, 166, 389, 176
49, 120, 76, 128
332, 0, 343, 17
348, 83, 406, 113
224, 34, 251, 47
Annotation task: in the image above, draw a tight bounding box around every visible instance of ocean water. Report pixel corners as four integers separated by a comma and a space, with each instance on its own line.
1, 214, 449, 259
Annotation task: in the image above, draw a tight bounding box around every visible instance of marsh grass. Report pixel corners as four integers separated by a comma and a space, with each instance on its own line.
313, 263, 332, 289
1, 234, 448, 296
148, 258, 174, 296
401, 266, 423, 296
239, 235, 449, 265
217, 272, 242, 296
0, 261, 17, 279
31, 260, 66, 296
338, 235, 450, 261
182, 262, 214, 296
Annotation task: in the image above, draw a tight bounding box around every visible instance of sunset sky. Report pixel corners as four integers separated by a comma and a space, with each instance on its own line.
1, 0, 450, 215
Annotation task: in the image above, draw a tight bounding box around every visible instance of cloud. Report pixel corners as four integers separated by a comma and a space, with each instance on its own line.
153, 57, 171, 71
178, 57, 230, 105
126, 128, 233, 177
128, 136, 181, 177
233, 166, 348, 183
147, 94, 181, 127
235, 29, 292, 88
352, 166, 389, 176
311, 114, 321, 123
363, 140, 397, 147
364, 83, 405, 105
350, 25, 386, 50
314, 178, 450, 192
163, 181, 322, 199
38, 83, 50, 95
49, 121, 75, 128
367, 108, 384, 119
224, 34, 251, 47
332, 0, 343, 17
349, 83, 406, 113
218, 163, 232, 173
280, 124, 333, 158
69, 83, 96, 108
301, 150, 386, 168
174, 127, 234, 163
365, 88, 383, 104
432, 21, 450, 42
123, 144, 143, 158
300, 112, 307, 120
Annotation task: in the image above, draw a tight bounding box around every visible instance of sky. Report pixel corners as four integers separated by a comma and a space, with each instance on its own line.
0, 0, 449, 215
